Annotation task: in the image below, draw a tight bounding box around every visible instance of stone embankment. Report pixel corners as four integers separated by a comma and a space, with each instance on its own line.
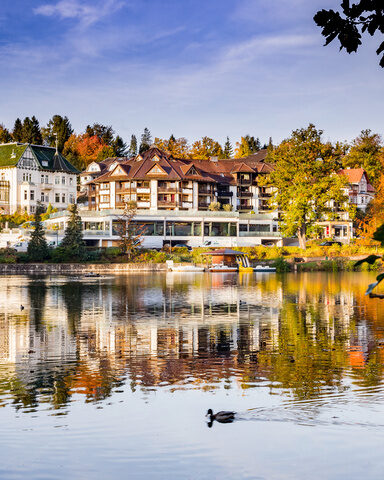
0, 263, 167, 274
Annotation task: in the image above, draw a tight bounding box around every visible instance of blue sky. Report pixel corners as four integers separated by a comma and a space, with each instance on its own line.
0, 0, 383, 146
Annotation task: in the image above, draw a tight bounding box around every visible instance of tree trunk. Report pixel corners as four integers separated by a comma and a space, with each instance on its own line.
298, 225, 307, 249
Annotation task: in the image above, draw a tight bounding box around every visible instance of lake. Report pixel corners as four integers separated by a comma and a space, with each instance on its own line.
0, 271, 384, 480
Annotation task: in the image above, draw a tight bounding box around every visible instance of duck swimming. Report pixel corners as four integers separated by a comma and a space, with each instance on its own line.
206, 409, 235, 427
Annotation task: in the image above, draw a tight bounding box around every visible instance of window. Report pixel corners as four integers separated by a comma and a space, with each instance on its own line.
249, 224, 270, 233
22, 173, 32, 182
41, 192, 45, 202
55, 193, 60, 203
24, 191, 27, 200
55, 177, 60, 185
41, 175, 45, 184
69, 177, 73, 185
62, 194, 66, 203
62, 176, 66, 185
30, 190, 34, 201
69, 194, 75, 204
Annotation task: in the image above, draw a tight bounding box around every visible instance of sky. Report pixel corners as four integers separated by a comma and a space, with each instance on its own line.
0, 0, 383, 146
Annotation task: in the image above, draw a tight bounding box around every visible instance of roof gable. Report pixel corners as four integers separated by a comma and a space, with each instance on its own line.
111, 165, 127, 176
146, 163, 168, 176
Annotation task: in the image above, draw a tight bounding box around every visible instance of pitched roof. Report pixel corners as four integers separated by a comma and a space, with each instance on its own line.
0, 143, 27, 167
0, 143, 79, 173
338, 168, 366, 184
87, 147, 273, 185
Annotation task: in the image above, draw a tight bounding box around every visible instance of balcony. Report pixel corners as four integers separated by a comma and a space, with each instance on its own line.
116, 186, 136, 193
41, 183, 53, 190
239, 231, 280, 237
217, 190, 233, 197
158, 186, 177, 193
182, 188, 193, 194
137, 187, 150, 194
238, 179, 252, 186
158, 200, 177, 207
137, 201, 150, 208
238, 191, 253, 198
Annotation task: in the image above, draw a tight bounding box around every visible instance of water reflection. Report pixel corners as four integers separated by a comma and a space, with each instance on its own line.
0, 272, 384, 412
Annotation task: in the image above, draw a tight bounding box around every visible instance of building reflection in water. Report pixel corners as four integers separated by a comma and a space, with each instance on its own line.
0, 272, 383, 410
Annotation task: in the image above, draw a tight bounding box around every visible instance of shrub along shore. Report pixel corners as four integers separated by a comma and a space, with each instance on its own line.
0, 244, 382, 273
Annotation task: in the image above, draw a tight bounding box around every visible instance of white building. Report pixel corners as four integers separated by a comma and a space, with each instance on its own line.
0, 143, 78, 214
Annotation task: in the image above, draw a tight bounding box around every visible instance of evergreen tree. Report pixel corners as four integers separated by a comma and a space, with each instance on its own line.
13, 118, 23, 142
31, 116, 43, 144
129, 135, 137, 156
223, 136, 233, 158
60, 204, 87, 260
112, 135, 127, 156
139, 128, 152, 154
42, 115, 73, 151
86, 123, 114, 145
22, 117, 34, 143
0, 124, 12, 143
27, 203, 49, 261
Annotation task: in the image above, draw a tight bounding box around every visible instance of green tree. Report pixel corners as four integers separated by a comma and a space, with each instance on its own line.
22, 116, 42, 144
112, 135, 127, 156
27, 203, 49, 261
314, 1, 384, 67
223, 136, 233, 158
343, 129, 383, 186
129, 135, 138, 156
139, 128, 152, 154
264, 124, 349, 249
60, 204, 87, 260
85, 123, 114, 145
0, 124, 12, 143
42, 115, 73, 152
12, 118, 23, 142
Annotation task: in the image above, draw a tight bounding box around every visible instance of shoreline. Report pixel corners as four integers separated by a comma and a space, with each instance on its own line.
0, 255, 379, 274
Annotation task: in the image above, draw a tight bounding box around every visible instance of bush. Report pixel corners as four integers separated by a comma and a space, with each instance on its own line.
273, 257, 291, 273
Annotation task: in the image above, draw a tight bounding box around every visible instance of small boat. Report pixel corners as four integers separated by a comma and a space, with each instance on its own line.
83, 272, 101, 278
209, 263, 238, 273
253, 265, 276, 272
166, 260, 204, 272
170, 265, 205, 272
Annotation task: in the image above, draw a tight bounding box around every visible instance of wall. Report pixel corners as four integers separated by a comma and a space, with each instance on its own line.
0, 263, 167, 274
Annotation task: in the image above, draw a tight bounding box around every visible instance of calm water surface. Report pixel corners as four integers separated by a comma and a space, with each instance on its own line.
1, 272, 384, 479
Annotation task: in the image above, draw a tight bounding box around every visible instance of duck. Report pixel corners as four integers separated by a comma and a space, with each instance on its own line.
206, 409, 235, 425
20, 305, 24, 311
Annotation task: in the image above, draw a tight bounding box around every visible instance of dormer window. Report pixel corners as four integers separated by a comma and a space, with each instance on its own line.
136, 155, 143, 162
152, 155, 160, 162
42, 161, 48, 167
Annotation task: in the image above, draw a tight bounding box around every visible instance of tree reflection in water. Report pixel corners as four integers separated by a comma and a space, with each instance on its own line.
0, 272, 383, 411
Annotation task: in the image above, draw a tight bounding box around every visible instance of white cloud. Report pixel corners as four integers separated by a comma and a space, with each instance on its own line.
34, 0, 125, 27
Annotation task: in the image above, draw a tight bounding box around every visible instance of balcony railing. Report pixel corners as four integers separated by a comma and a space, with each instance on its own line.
158, 187, 177, 193
137, 187, 150, 193
239, 231, 280, 237
158, 201, 177, 207
238, 191, 253, 198
217, 190, 233, 197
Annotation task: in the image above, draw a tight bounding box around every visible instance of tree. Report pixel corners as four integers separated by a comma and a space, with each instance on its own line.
60, 203, 87, 260
314, 1, 384, 67
21, 116, 42, 144
63, 134, 106, 170
154, 136, 190, 158
85, 123, 115, 145
12, 118, 23, 142
223, 136, 233, 158
27, 203, 49, 261
129, 135, 138, 156
42, 115, 73, 152
234, 135, 261, 158
112, 135, 127, 156
139, 128, 152, 154
343, 129, 383, 186
190, 136, 223, 159
0, 124, 12, 143
264, 124, 350, 249
116, 201, 145, 260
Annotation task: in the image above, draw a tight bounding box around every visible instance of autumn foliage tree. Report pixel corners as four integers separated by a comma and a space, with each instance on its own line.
154, 136, 190, 158
190, 136, 223, 159
264, 124, 350, 249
